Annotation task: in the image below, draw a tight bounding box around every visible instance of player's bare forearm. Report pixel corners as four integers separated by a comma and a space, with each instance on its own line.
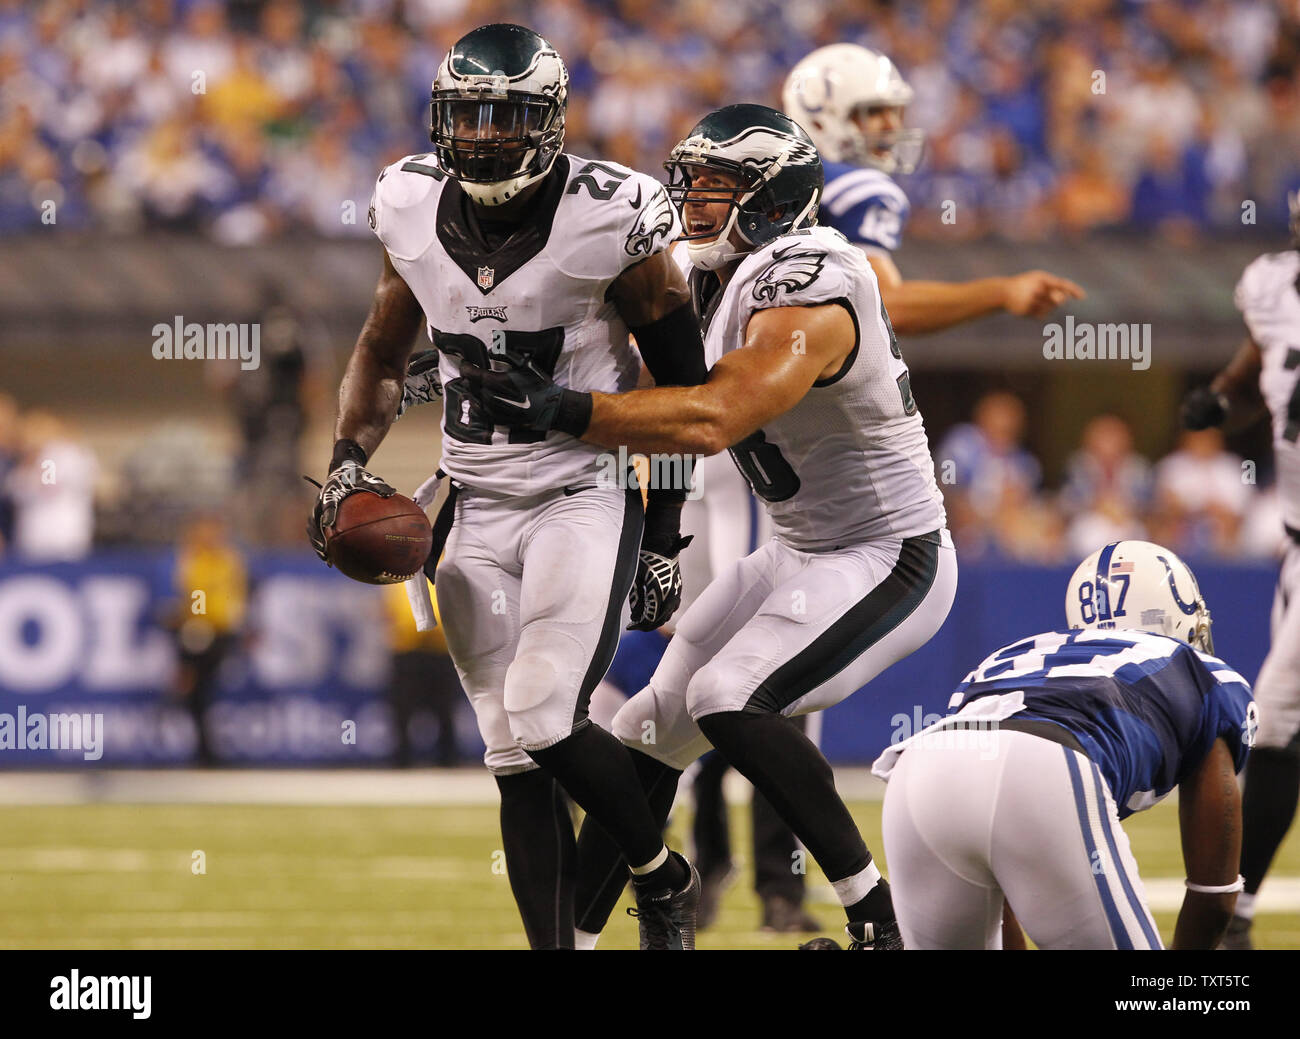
879, 278, 1010, 334
584, 382, 742, 456
1171, 739, 1241, 949
1211, 336, 1266, 433
336, 251, 426, 459
867, 253, 1085, 334
581, 303, 853, 455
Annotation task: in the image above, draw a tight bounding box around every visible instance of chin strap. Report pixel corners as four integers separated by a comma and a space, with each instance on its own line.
687, 205, 746, 271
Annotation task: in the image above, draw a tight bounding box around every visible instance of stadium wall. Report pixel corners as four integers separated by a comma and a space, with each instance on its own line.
0, 553, 1277, 767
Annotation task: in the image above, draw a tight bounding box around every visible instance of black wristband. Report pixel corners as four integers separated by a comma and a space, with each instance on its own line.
553, 389, 593, 437
330, 438, 368, 471
642, 493, 685, 555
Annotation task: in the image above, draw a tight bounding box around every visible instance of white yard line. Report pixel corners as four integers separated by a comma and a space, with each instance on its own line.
0, 767, 889, 805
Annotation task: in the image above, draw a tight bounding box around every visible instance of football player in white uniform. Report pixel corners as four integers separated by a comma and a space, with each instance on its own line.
306, 24, 710, 950
1180, 194, 1300, 948
465, 104, 957, 949
783, 44, 1083, 334
873, 541, 1254, 950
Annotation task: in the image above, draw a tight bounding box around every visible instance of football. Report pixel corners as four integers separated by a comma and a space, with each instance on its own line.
325, 491, 433, 585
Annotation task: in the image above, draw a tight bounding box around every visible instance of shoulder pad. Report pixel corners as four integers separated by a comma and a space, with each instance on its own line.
369, 154, 445, 260
550, 156, 681, 281
736, 226, 863, 310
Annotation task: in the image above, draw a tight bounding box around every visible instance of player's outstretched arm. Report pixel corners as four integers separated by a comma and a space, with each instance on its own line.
460, 303, 851, 454
1181, 335, 1265, 433
336, 250, 426, 459
867, 252, 1085, 335
582, 302, 854, 455
1171, 737, 1243, 950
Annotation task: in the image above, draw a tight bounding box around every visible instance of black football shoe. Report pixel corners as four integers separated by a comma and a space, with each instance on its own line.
797, 936, 843, 950
844, 919, 904, 950
627, 855, 701, 950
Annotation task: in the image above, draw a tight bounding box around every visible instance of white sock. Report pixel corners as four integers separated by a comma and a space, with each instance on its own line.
1235, 892, 1256, 920
629, 845, 668, 875
575, 928, 600, 950
832, 861, 882, 908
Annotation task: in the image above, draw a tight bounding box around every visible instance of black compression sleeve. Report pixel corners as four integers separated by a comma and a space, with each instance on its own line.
631, 301, 708, 388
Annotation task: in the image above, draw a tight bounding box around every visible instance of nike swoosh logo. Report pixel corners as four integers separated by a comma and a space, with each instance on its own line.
563, 485, 595, 496
499, 395, 531, 410
629, 184, 642, 209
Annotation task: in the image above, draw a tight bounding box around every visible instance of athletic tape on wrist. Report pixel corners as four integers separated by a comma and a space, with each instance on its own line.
1184, 875, 1244, 894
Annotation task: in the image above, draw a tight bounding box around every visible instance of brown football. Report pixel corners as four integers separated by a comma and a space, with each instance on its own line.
325, 491, 433, 585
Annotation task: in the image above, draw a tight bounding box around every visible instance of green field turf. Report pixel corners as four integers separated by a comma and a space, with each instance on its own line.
0, 800, 1296, 950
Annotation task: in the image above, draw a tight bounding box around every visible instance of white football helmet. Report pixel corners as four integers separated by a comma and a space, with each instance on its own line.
782, 43, 923, 174
1065, 540, 1214, 654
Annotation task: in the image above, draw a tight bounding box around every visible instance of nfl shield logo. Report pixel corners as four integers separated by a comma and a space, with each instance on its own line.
477, 266, 495, 290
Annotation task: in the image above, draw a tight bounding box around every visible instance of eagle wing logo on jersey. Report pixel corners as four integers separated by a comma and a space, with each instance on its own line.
751, 245, 827, 303
623, 185, 677, 258
477, 266, 495, 290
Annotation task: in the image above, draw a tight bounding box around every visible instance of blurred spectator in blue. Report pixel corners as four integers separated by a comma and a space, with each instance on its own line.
1061, 413, 1153, 558
938, 391, 1042, 557
1129, 133, 1211, 242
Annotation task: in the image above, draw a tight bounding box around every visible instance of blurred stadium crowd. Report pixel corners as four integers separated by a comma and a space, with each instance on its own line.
4, 0, 1300, 241
937, 391, 1284, 563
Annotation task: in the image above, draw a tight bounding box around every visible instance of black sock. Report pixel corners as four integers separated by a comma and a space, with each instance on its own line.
495, 770, 577, 950
527, 722, 668, 871
696, 710, 871, 885
575, 749, 682, 933
632, 849, 689, 894
1240, 744, 1300, 895
845, 879, 894, 924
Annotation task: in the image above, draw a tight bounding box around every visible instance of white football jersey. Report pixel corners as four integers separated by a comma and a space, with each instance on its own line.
695, 224, 946, 550
1234, 250, 1300, 530
370, 152, 680, 496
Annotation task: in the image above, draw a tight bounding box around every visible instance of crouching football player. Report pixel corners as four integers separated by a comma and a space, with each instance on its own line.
873, 540, 1255, 949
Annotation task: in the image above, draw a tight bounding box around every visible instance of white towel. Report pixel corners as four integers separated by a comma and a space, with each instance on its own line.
403, 471, 445, 631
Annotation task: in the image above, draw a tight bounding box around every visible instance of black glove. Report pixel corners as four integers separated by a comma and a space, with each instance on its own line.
1180, 386, 1228, 430
395, 349, 442, 420
459, 359, 592, 436
627, 533, 693, 631
306, 448, 396, 563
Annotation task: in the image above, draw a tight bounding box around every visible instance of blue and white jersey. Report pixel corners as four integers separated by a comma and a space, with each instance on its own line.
818, 159, 910, 254
875, 629, 1256, 819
